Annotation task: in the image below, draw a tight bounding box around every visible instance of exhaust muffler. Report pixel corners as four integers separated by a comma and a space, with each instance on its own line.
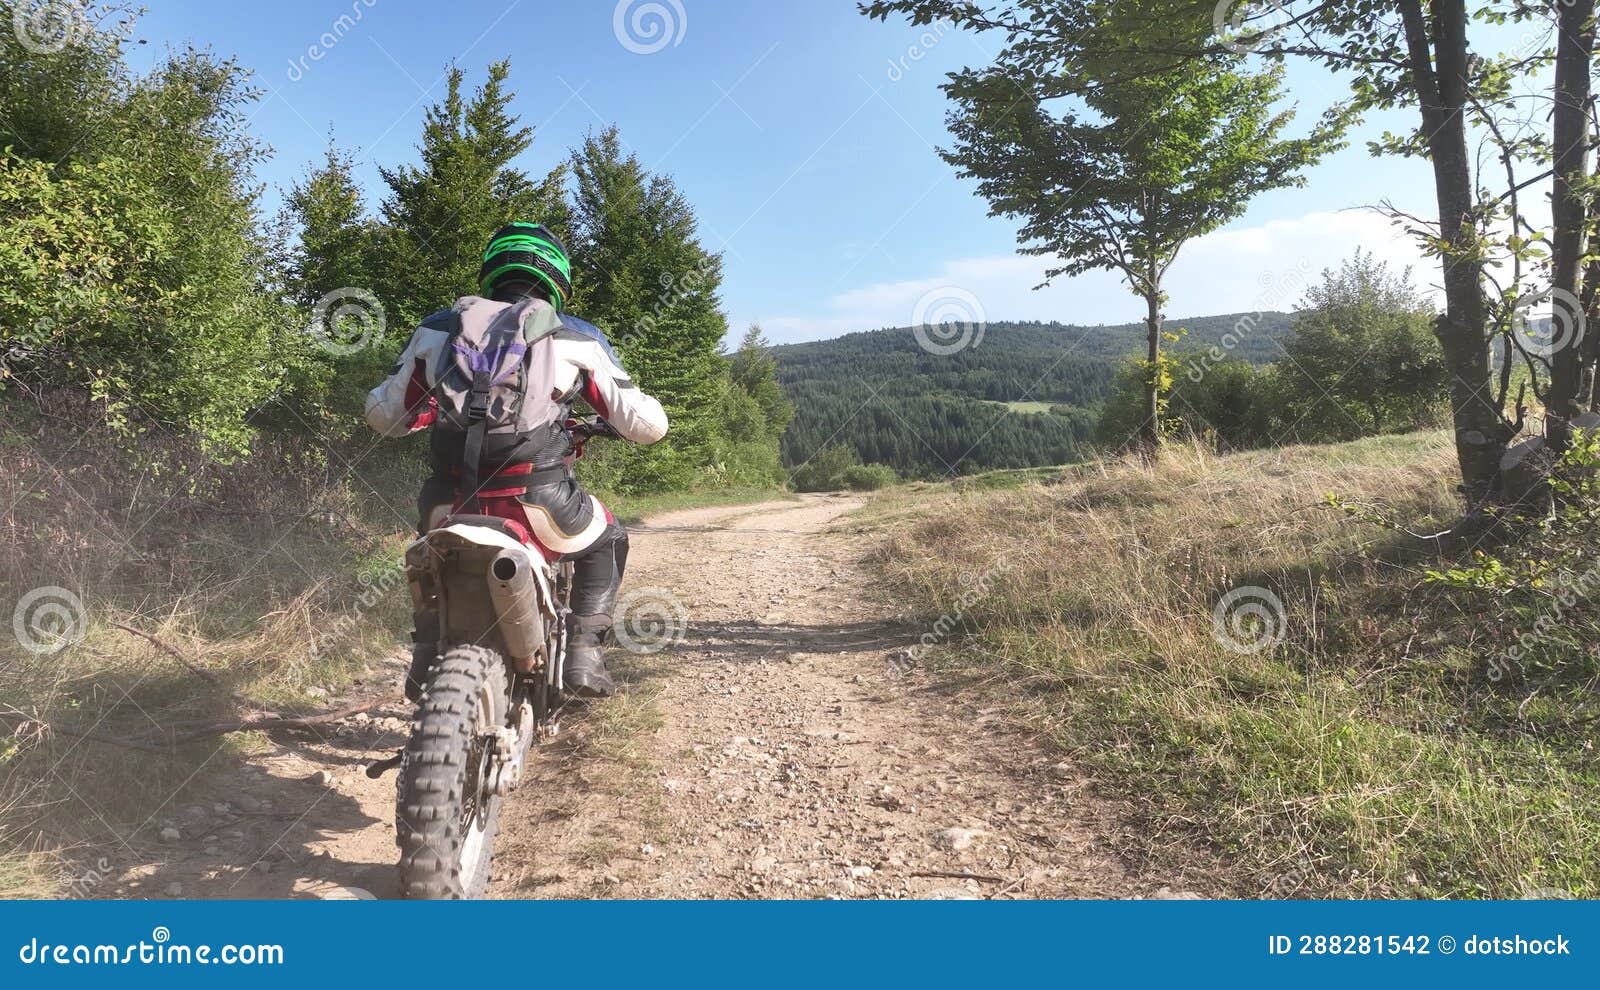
487, 550, 546, 672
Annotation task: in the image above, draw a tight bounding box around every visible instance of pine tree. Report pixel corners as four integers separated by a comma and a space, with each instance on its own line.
728, 324, 793, 439
568, 126, 729, 485
279, 139, 380, 307
378, 60, 567, 328
271, 138, 390, 424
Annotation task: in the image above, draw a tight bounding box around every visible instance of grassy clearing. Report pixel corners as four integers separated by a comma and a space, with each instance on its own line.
991, 400, 1059, 414
868, 431, 1598, 898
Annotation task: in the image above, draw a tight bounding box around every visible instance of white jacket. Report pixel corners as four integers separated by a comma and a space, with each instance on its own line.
363, 296, 669, 445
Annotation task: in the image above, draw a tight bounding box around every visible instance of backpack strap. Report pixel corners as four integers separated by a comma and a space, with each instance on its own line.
459, 363, 493, 513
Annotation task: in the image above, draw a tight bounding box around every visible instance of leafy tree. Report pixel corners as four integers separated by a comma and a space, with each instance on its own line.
1, 9, 301, 453
1280, 253, 1446, 438
706, 325, 794, 488
791, 445, 865, 492
870, 0, 1598, 501
1096, 352, 1274, 451
865, 1, 1340, 449
378, 61, 567, 332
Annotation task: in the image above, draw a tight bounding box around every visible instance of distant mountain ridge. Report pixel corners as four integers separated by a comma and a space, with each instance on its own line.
773, 312, 1293, 478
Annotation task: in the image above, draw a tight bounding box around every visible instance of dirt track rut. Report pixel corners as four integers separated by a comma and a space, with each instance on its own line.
112, 495, 1199, 900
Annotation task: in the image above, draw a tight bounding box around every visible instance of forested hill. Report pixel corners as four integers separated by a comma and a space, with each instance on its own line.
774, 312, 1292, 478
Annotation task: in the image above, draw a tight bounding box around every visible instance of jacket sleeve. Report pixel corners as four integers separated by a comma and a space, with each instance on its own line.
570, 340, 670, 445
364, 327, 442, 438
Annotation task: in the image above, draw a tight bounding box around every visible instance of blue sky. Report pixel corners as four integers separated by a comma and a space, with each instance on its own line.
134, 0, 1496, 342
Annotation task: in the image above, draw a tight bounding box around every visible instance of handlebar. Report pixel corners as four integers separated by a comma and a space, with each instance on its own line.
566, 416, 620, 446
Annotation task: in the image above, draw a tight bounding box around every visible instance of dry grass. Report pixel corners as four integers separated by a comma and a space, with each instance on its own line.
1, 390, 419, 895
0, 388, 746, 897
869, 431, 1598, 898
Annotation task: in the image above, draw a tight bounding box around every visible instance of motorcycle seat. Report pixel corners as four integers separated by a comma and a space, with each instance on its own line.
438, 513, 534, 547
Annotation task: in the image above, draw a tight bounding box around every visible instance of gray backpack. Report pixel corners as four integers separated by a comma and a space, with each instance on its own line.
430, 296, 565, 508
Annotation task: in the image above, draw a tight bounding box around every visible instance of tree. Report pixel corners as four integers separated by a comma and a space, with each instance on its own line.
1, 8, 300, 453
865, 1, 1338, 448
269, 139, 391, 425
708, 326, 794, 488
727, 325, 794, 440
568, 126, 729, 488
1281, 254, 1446, 439
279, 140, 380, 308
867, 0, 1599, 501
378, 61, 567, 332
1547, 0, 1596, 444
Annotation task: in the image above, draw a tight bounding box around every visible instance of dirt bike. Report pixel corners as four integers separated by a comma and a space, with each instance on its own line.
377, 416, 618, 899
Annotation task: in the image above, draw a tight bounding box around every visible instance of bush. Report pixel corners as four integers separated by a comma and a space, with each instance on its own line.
791, 445, 862, 492
841, 463, 898, 491
1095, 353, 1275, 450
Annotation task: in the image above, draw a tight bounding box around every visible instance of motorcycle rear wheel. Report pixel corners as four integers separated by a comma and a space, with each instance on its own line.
396, 645, 508, 899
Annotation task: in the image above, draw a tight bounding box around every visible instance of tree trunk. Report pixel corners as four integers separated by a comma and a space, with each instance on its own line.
1547, 0, 1596, 448
1398, 0, 1506, 503
1142, 286, 1162, 448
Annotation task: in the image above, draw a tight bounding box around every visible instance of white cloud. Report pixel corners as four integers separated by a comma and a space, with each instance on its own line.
756, 210, 1435, 344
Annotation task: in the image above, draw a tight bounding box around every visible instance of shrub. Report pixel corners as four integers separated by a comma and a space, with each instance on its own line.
841, 463, 898, 491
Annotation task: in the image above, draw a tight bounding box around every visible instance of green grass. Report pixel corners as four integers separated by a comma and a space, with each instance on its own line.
868, 432, 1599, 898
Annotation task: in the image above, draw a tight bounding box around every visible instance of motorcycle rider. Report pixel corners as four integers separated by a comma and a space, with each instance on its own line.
364, 222, 669, 701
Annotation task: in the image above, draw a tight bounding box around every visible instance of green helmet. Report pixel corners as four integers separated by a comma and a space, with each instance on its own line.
478, 222, 573, 309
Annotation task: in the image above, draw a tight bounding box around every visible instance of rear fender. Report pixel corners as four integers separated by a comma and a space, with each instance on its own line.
406, 524, 559, 670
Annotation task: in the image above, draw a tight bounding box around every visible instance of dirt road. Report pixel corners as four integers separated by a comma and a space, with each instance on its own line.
111, 495, 1200, 900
